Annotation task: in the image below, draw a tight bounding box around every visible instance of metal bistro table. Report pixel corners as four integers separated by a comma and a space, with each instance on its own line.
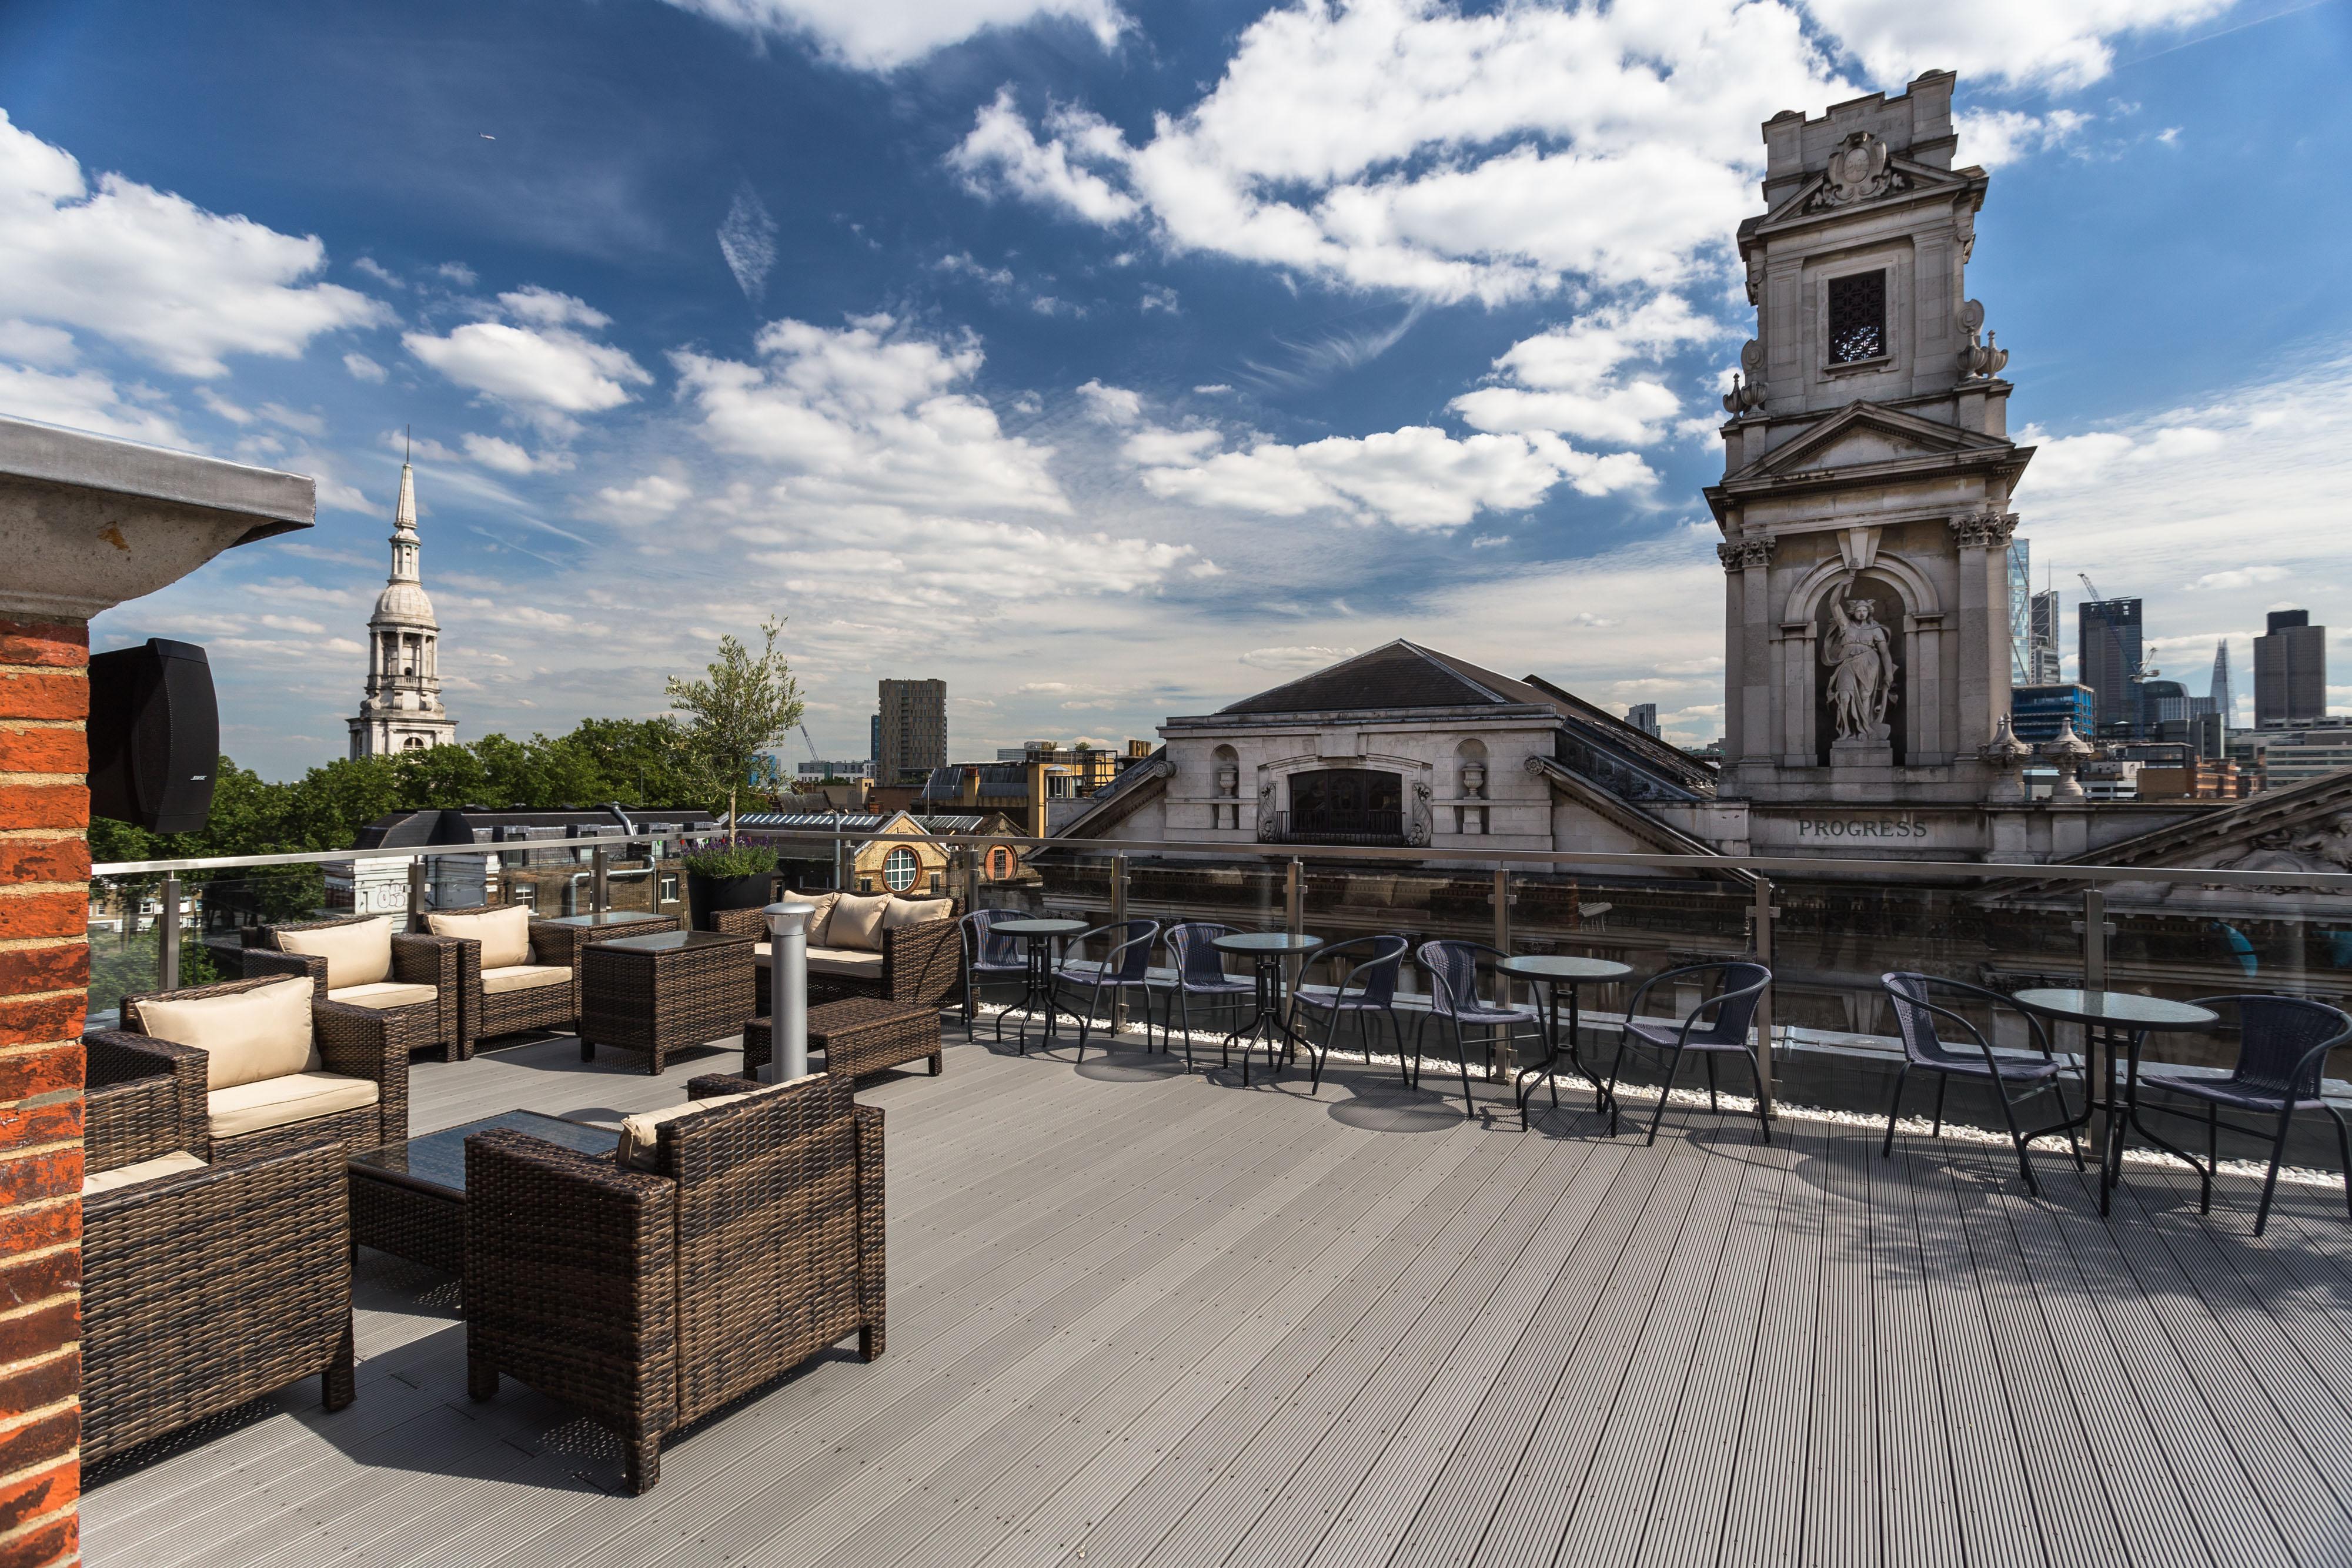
1499, 954, 1631, 1128
1213, 931, 1325, 1086
992, 917, 1090, 1052
2011, 988, 2218, 1215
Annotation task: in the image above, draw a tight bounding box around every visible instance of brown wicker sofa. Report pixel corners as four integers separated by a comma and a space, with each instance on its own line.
464, 1070, 883, 1493
81, 1047, 354, 1464
94, 974, 408, 1160
714, 890, 961, 1014
419, 903, 580, 1057
242, 912, 464, 1062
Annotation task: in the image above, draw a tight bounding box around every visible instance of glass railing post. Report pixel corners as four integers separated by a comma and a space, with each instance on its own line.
2081, 887, 2107, 991
591, 845, 609, 922
158, 873, 180, 994
1285, 857, 1304, 1009
1492, 865, 1511, 1079
1110, 851, 1129, 1030
1750, 873, 1775, 1120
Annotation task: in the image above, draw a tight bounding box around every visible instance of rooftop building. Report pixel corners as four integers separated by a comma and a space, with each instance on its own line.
2256, 609, 2327, 726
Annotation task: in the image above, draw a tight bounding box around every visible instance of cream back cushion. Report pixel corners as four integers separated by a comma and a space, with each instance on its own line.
781, 890, 838, 947
276, 917, 393, 989
614, 1076, 813, 1170
429, 904, 533, 969
137, 978, 319, 1091
881, 897, 953, 932
827, 892, 891, 952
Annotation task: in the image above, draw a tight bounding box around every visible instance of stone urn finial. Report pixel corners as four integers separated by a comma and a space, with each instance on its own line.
2042, 714, 2096, 802
1980, 714, 2032, 804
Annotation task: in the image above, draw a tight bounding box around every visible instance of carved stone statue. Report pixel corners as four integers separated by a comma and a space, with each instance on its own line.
1822, 576, 1897, 742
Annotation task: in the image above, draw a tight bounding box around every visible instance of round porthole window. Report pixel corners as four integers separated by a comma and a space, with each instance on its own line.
883, 846, 920, 892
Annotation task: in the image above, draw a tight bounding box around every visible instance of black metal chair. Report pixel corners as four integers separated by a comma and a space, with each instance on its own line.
1050, 919, 1161, 1061
1879, 972, 2083, 1195
2131, 993, 2352, 1235
1293, 935, 1410, 1095
1413, 941, 1544, 1120
960, 908, 1028, 1042
1605, 961, 1773, 1145
1138, 922, 1254, 1068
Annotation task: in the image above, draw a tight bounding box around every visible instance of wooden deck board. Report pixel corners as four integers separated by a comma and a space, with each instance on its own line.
78, 1023, 2352, 1568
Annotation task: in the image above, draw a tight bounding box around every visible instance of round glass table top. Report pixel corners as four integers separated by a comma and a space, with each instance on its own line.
1498, 955, 1634, 982
2010, 988, 2218, 1030
994, 918, 1089, 937
1212, 932, 1326, 955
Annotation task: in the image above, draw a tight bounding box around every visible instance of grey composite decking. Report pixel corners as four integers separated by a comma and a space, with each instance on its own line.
82, 1021, 2352, 1567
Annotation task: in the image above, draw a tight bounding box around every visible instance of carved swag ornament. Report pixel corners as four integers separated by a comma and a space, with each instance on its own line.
1808, 131, 1906, 210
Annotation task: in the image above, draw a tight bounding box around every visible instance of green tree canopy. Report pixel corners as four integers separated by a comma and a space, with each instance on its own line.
664, 618, 804, 831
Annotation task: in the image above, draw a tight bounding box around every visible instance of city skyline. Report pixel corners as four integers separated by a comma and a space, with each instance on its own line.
4, 2, 2347, 777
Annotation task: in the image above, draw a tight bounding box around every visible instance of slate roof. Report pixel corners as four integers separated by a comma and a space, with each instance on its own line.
1217, 641, 1544, 715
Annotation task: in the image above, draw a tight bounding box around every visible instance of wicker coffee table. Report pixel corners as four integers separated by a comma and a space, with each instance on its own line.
579, 928, 757, 1074
746, 997, 943, 1081
348, 1109, 620, 1273
535, 910, 679, 972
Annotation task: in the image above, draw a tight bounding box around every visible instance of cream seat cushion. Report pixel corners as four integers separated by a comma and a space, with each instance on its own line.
428, 905, 533, 969
781, 890, 839, 947
807, 948, 885, 981
827, 892, 891, 952
276, 917, 392, 989
82, 1150, 206, 1196
330, 981, 439, 1011
881, 897, 953, 932
480, 964, 572, 995
137, 978, 319, 1091
614, 1075, 816, 1170
208, 1072, 378, 1140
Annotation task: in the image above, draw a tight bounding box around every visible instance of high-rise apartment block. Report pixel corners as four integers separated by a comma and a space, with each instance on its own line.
2077, 597, 2142, 734
2027, 589, 2064, 684
2005, 539, 2032, 683
1626, 702, 1661, 738
2254, 609, 2326, 727
877, 678, 947, 784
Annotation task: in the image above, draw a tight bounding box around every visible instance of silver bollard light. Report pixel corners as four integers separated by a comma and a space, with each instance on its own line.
761, 900, 817, 1082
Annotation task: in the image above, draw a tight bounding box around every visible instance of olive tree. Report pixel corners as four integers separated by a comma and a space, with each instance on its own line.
664, 618, 804, 833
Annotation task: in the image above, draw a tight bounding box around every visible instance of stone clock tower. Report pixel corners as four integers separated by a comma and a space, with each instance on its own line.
1706, 70, 2033, 831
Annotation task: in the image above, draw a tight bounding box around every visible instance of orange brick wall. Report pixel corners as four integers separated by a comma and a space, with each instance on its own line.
0, 618, 88, 1568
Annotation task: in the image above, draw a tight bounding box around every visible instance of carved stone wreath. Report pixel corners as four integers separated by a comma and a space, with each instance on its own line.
1807, 131, 1906, 210
1946, 510, 2019, 550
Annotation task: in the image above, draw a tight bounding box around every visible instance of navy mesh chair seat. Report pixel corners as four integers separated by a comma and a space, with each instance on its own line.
1050, 919, 1161, 1061
1879, 972, 2082, 1194
1605, 961, 1773, 1145
2133, 994, 2352, 1235
961, 908, 1030, 1044
1292, 935, 1410, 1095
1139, 922, 1254, 1068
1412, 941, 1544, 1120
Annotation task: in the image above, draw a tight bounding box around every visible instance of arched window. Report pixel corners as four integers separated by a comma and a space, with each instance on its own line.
402, 735, 426, 751
882, 846, 920, 892
988, 847, 1013, 880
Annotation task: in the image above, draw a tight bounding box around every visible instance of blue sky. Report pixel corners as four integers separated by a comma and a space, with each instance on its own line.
3, 0, 2348, 777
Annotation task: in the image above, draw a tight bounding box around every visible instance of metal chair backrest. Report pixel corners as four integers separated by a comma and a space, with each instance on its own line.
2210, 993, 2352, 1099
1166, 922, 1235, 987
1640, 960, 1770, 1047
1097, 919, 1161, 983
1883, 972, 1973, 1068
1416, 941, 1491, 1018
963, 907, 1024, 968
1318, 935, 1408, 1006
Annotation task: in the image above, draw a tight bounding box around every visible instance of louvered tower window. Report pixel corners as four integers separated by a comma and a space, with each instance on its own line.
1828, 270, 1886, 363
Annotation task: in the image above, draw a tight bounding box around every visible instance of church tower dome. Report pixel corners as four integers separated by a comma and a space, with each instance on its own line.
349, 445, 458, 758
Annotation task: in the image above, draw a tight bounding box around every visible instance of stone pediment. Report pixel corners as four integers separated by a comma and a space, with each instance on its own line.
1729, 401, 2010, 484
1755, 150, 1976, 233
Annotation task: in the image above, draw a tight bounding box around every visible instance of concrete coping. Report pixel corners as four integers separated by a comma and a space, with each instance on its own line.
0, 413, 315, 529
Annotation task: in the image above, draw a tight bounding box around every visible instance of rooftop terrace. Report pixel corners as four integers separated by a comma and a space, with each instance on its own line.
83, 1015, 2352, 1567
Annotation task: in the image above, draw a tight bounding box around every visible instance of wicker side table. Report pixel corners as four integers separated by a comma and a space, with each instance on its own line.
536, 911, 680, 972
746, 997, 943, 1081
579, 930, 757, 1075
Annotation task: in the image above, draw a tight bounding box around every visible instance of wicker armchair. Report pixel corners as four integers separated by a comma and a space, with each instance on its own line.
465, 1071, 884, 1493
420, 904, 580, 1057
714, 904, 962, 1012
82, 1137, 355, 1463
242, 913, 465, 1062
97, 975, 408, 1159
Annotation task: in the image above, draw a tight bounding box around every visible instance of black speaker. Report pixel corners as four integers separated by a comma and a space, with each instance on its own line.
86, 639, 218, 834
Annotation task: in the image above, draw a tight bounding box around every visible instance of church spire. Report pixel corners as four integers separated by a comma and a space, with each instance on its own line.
349, 430, 456, 758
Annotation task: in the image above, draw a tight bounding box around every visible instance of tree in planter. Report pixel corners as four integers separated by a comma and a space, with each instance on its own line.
664, 618, 804, 833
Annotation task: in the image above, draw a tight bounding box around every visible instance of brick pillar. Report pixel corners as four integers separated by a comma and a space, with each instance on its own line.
0, 619, 90, 1568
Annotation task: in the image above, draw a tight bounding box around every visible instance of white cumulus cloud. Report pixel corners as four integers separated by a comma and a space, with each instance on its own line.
0, 109, 390, 377
1452, 293, 1729, 447
405, 287, 649, 436
657, 0, 1125, 70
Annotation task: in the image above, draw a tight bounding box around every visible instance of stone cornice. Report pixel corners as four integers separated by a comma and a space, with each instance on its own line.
1946, 509, 2020, 549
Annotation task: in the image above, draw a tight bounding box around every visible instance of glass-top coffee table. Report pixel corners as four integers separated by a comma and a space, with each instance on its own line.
348, 1110, 620, 1274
